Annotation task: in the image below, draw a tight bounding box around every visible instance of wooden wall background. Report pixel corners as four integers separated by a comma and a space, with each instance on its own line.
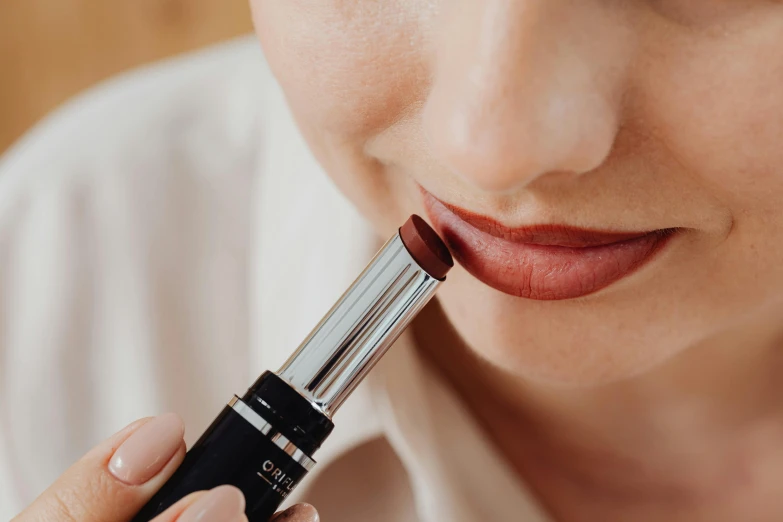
0, 0, 253, 152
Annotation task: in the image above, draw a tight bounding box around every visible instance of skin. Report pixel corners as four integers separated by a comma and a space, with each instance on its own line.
248, 0, 783, 520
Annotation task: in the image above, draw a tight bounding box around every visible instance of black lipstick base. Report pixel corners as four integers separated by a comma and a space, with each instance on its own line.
131, 373, 333, 522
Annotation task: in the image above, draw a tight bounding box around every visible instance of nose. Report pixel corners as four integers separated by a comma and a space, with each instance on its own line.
423, 0, 635, 193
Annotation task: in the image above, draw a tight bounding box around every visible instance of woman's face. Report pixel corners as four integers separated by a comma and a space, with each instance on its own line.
250, 0, 783, 385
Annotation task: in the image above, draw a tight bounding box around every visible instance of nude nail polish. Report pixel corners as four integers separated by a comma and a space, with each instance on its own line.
108, 413, 184, 485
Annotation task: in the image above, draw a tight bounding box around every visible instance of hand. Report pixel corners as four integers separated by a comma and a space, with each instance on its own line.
11, 413, 320, 522
270, 504, 320, 521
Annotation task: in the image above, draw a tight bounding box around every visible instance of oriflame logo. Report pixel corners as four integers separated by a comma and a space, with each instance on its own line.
257, 459, 296, 498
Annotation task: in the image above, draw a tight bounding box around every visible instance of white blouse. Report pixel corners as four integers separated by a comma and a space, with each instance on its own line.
0, 36, 550, 522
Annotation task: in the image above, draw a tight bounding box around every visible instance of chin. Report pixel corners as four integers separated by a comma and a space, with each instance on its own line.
436, 266, 700, 388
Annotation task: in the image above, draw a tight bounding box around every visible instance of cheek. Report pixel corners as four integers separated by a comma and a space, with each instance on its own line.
641, 18, 783, 211
250, 0, 432, 137
250, 1, 437, 236
641, 20, 783, 303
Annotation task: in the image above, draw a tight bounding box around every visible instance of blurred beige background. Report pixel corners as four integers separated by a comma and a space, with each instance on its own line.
0, 0, 253, 153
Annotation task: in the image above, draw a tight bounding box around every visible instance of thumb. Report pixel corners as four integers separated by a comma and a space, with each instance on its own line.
13, 414, 186, 522
271, 504, 319, 522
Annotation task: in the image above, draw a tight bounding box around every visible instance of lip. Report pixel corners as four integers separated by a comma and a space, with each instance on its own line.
422, 192, 677, 300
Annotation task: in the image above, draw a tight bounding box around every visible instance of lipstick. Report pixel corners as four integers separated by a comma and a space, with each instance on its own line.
132, 215, 453, 522
423, 191, 675, 300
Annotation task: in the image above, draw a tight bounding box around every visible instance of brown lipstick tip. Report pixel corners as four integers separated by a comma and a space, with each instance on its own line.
400, 215, 453, 280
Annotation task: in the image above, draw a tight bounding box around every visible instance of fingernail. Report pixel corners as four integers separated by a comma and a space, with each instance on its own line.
178, 485, 246, 522
272, 504, 319, 522
108, 413, 184, 485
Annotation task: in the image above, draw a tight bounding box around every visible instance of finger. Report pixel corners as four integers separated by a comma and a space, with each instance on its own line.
14, 413, 186, 522
270, 503, 320, 522
150, 486, 246, 522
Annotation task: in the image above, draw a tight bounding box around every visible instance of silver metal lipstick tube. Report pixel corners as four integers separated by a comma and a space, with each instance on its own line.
134, 221, 449, 522
277, 232, 442, 416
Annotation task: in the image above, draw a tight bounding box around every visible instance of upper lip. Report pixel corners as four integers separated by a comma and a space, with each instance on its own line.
435, 199, 658, 248
422, 189, 677, 300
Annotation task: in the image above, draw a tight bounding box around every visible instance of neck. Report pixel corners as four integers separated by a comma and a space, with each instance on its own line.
414, 301, 783, 522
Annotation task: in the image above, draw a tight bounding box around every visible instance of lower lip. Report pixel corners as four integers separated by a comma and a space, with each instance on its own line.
424, 197, 675, 301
